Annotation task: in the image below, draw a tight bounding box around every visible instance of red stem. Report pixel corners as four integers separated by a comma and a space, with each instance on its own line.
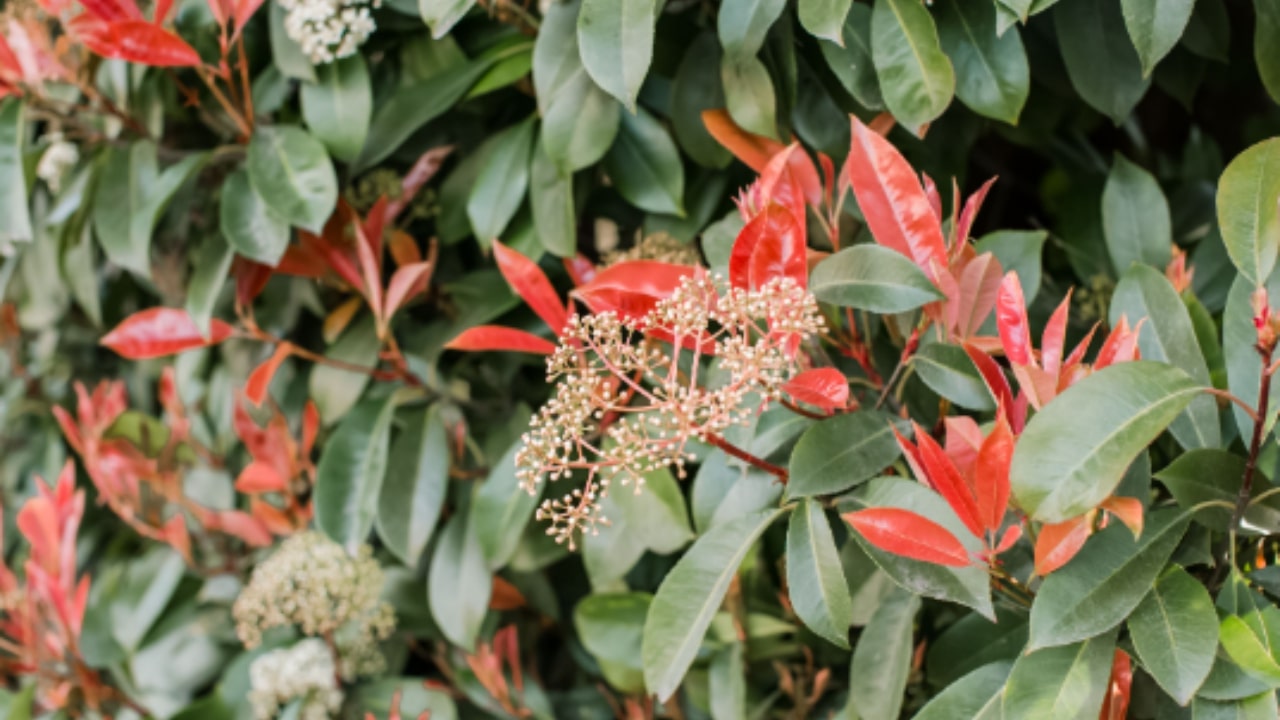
705, 433, 788, 483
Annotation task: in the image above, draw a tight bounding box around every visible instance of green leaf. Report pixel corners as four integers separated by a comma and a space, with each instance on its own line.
533, 0, 621, 172
583, 463, 695, 588
810, 245, 945, 312
1256, 0, 1280, 105
603, 108, 685, 216
1182, 0, 1230, 63
671, 32, 732, 168
300, 54, 372, 164
913, 342, 997, 411
709, 642, 747, 720
786, 500, 854, 648
841, 477, 994, 618
927, 608, 1029, 687
219, 169, 290, 266
1155, 449, 1280, 535
1103, 154, 1173, 273
529, 139, 576, 258
642, 508, 785, 701
1002, 631, 1118, 720
818, 4, 883, 110
310, 315, 379, 425
577, 0, 656, 110
1121, 0, 1196, 75
355, 680, 458, 720
848, 586, 919, 720
246, 126, 337, 234
1009, 361, 1200, 522
1216, 138, 1280, 286
975, 229, 1046, 300
420, 0, 475, 38
466, 118, 535, 244
269, 1, 315, 81
185, 233, 233, 336
787, 410, 907, 498
1191, 693, 1280, 719
718, 0, 786, 60
1128, 565, 1219, 705
93, 142, 204, 275
721, 54, 778, 140
103, 546, 186, 652
1029, 508, 1190, 650
354, 57, 494, 173
870, 0, 955, 132
0, 100, 30, 246
574, 593, 651, 694
1109, 264, 1219, 450
1220, 608, 1280, 685
471, 440, 540, 570
934, 0, 1029, 124
799, 0, 852, 45
0, 683, 36, 720
376, 405, 449, 567
913, 662, 1012, 720
1054, 0, 1150, 124
427, 509, 491, 651
315, 392, 398, 551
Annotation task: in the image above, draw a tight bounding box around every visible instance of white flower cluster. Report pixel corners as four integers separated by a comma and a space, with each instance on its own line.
233, 531, 395, 680
249, 638, 344, 720
603, 233, 703, 268
277, 0, 379, 65
518, 274, 823, 547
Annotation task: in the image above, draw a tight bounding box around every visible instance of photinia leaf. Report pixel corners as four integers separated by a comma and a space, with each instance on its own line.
974, 413, 1014, 532
1034, 514, 1093, 576
1102, 154, 1173, 273
935, 0, 1029, 125
445, 326, 557, 355
909, 427, 985, 538
786, 499, 855, 648
376, 405, 449, 567
104, 20, 202, 67
382, 261, 435, 324
810, 244, 945, 313
572, 261, 701, 321
781, 368, 849, 410
869, 0, 956, 132
1002, 631, 1118, 720
913, 662, 1011, 720
245, 343, 292, 407
315, 392, 398, 551
844, 508, 972, 567
730, 203, 806, 290
963, 342, 1016, 413
849, 585, 920, 720
492, 241, 568, 333
246, 125, 338, 234
1121, 0, 1195, 76
914, 342, 997, 411
576, 0, 655, 110
845, 117, 949, 281
101, 308, 235, 359
1217, 138, 1280, 286
80, 0, 143, 22
701, 107, 786, 171
1055, 0, 1150, 124
427, 508, 491, 651
996, 271, 1033, 366
1127, 565, 1218, 705
798, 0, 852, 45
787, 411, 908, 498
1010, 361, 1200, 523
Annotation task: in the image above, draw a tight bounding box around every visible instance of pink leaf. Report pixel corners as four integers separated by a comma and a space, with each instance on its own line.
445, 326, 558, 355
245, 343, 292, 407
104, 20, 201, 67
996, 272, 1033, 366
383, 261, 434, 323
845, 508, 972, 567
781, 368, 849, 409
101, 308, 235, 359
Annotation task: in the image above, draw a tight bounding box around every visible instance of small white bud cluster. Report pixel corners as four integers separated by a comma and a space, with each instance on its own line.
36, 134, 78, 193
603, 233, 703, 268
248, 638, 344, 720
517, 275, 823, 548
277, 0, 379, 65
233, 531, 395, 680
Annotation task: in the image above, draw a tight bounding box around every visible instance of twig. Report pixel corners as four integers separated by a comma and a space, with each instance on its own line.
705, 433, 789, 483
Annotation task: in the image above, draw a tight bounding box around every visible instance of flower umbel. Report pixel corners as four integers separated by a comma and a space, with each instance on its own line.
517, 274, 823, 548
278, 0, 378, 64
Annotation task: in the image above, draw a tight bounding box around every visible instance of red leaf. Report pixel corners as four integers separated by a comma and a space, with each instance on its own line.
922, 173, 943, 224
79, 0, 141, 22
1034, 513, 1094, 576
245, 343, 292, 407
1095, 316, 1143, 370
104, 20, 201, 67
1100, 496, 1144, 538
231, 0, 267, 32
353, 221, 384, 319
963, 342, 1015, 414
782, 368, 849, 409
701, 108, 786, 172
445, 326, 557, 355
912, 426, 985, 539
385, 145, 453, 225
994, 524, 1022, 554
572, 261, 700, 321
845, 508, 972, 567
954, 177, 997, 247
233, 258, 272, 306
66, 14, 116, 58
383, 261, 434, 323
730, 203, 806, 290
235, 460, 288, 494
754, 142, 823, 212
563, 254, 597, 286
205, 0, 232, 26
209, 509, 273, 546
974, 412, 1014, 533
362, 196, 388, 261
844, 116, 948, 283
1099, 650, 1133, 720
1041, 290, 1073, 375
493, 241, 569, 334
101, 308, 234, 359
996, 272, 1033, 366
950, 252, 1003, 338
489, 576, 527, 611
944, 416, 983, 475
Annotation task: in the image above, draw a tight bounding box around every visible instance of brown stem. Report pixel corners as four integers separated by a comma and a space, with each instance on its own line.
705, 433, 788, 483
781, 398, 831, 420
236, 35, 255, 130
1205, 387, 1260, 424
1229, 344, 1274, 535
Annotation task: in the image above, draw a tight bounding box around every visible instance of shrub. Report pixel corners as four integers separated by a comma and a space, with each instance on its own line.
2, 0, 1280, 717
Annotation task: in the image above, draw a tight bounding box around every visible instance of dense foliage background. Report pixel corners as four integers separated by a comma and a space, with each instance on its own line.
6, 0, 1280, 717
